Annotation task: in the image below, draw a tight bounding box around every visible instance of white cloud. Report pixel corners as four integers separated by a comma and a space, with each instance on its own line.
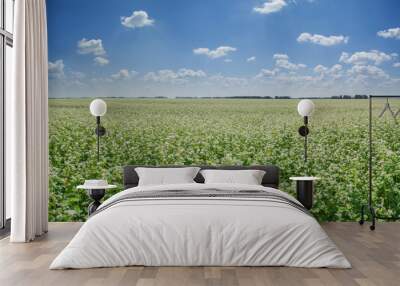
131, 70, 139, 77
273, 53, 306, 70
77, 38, 106, 56
121, 10, 154, 29
193, 46, 237, 59
255, 68, 276, 79
176, 68, 206, 78
339, 50, 393, 65
313, 64, 343, 80
252, 58, 397, 93
275, 74, 315, 83
297, 33, 349, 46
377, 27, 400, 39
247, 56, 256, 62
94, 56, 109, 66
330, 64, 343, 74
209, 74, 248, 87
393, 62, 400, 68
48, 61, 89, 88
347, 65, 389, 79
314, 64, 342, 74
224, 59, 233, 63
144, 68, 206, 84
256, 61, 345, 89
70, 71, 86, 80
111, 69, 138, 80
90, 77, 113, 84
144, 70, 183, 84
253, 0, 287, 14
313, 64, 328, 74
67, 79, 87, 87
273, 54, 289, 60
48, 60, 65, 79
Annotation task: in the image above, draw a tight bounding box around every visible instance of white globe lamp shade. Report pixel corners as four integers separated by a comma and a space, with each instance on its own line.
90, 99, 107, 117
297, 99, 315, 117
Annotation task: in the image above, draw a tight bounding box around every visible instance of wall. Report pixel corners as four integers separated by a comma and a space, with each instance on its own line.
47, 1, 400, 221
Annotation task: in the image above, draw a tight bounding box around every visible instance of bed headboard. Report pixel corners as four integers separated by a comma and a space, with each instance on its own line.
123, 165, 280, 189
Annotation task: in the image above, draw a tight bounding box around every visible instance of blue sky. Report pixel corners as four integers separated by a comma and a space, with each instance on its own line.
47, 0, 400, 98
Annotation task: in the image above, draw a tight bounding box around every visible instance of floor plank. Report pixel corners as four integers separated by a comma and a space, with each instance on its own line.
0, 222, 399, 286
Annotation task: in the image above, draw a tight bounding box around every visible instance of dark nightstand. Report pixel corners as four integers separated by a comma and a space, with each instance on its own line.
77, 183, 116, 215
289, 177, 320, 210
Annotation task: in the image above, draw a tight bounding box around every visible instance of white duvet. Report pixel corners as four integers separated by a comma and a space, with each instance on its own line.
50, 183, 351, 269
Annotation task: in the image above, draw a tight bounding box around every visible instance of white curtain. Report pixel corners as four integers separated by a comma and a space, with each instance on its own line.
7, 0, 49, 242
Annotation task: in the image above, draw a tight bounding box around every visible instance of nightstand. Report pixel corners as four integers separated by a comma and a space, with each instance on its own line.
289, 177, 320, 210
77, 181, 117, 215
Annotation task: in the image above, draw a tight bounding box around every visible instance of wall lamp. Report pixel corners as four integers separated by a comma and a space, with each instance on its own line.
297, 99, 315, 163
89, 99, 107, 162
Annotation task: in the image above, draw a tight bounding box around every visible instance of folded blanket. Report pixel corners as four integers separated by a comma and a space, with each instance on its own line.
92, 188, 310, 217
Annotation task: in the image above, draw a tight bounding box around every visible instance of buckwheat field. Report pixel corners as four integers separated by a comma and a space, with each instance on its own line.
49, 98, 400, 221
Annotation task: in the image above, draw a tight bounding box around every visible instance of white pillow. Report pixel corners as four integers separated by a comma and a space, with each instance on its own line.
200, 169, 266, 185
135, 167, 200, 186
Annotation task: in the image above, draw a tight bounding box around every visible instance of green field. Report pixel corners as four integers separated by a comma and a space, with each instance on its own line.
49, 98, 400, 222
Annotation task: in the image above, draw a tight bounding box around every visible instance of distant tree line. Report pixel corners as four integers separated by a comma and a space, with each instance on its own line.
50, 94, 370, 100
176, 95, 369, 99
330, 95, 368, 99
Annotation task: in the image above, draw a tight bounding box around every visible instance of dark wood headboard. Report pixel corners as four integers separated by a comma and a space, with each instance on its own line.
123, 165, 280, 189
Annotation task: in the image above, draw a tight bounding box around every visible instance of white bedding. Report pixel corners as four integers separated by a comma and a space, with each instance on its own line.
50, 183, 351, 269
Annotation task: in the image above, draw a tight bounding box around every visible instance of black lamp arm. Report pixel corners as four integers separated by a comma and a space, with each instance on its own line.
298, 116, 309, 164
298, 117, 309, 137
94, 116, 106, 163
95, 116, 106, 137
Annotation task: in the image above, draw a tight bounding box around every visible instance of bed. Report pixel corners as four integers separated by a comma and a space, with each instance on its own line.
50, 165, 350, 269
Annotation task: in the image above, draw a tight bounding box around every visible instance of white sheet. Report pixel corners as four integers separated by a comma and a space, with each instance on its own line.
50, 183, 351, 269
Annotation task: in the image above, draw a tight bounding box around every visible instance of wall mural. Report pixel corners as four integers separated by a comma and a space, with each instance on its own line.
47, 0, 400, 221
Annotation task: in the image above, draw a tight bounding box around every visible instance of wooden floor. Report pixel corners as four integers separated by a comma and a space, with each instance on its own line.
0, 222, 399, 286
